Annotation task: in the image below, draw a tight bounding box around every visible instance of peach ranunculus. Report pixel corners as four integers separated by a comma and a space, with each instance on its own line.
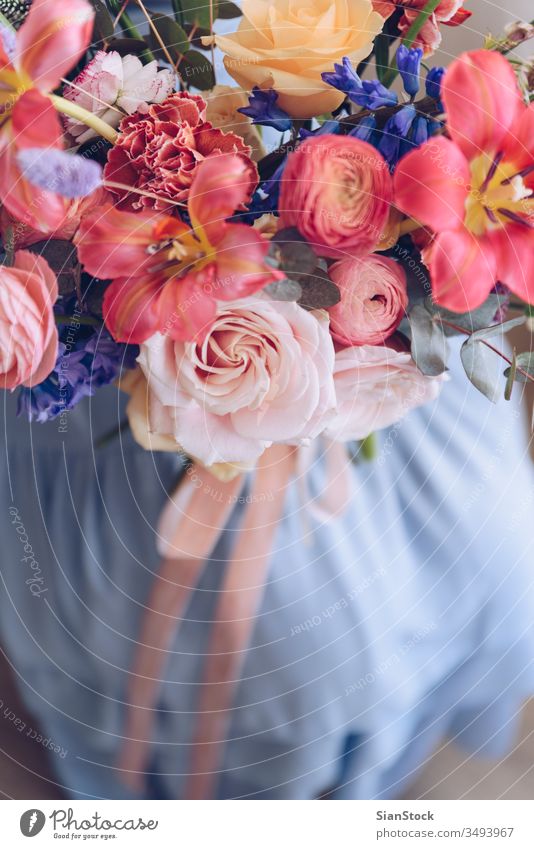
135, 297, 337, 466
0, 250, 58, 389
278, 135, 393, 258
203, 85, 265, 163
325, 345, 444, 442
328, 255, 408, 346
204, 0, 384, 119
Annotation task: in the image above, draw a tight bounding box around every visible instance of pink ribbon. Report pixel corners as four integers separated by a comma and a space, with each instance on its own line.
117, 440, 351, 798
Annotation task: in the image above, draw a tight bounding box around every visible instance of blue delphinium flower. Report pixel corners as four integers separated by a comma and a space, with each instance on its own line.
299, 119, 340, 139
348, 115, 377, 144
18, 295, 139, 423
379, 104, 417, 166
322, 56, 398, 109
425, 66, 445, 100
238, 87, 292, 132
396, 45, 423, 98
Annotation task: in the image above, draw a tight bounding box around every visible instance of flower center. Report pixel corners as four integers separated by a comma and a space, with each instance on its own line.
464, 151, 534, 236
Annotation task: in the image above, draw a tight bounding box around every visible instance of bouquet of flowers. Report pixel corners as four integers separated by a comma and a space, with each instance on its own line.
1, 0, 533, 471
1, 0, 533, 798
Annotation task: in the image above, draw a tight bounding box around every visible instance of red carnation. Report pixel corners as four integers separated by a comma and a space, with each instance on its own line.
104, 91, 255, 212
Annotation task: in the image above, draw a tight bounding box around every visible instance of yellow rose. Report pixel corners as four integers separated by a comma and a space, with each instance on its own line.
203, 84, 265, 162
204, 0, 383, 118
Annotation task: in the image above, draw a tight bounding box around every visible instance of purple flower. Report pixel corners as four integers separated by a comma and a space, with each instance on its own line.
379, 104, 416, 166
396, 45, 423, 98
238, 88, 292, 132
18, 295, 138, 423
348, 115, 377, 144
16, 149, 102, 199
322, 57, 398, 110
425, 66, 445, 100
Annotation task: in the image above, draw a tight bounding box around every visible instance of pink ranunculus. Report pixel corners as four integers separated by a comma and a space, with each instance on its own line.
136, 297, 337, 466
328, 255, 408, 346
103, 91, 254, 213
278, 135, 393, 259
0, 250, 58, 389
325, 344, 444, 442
63, 51, 175, 144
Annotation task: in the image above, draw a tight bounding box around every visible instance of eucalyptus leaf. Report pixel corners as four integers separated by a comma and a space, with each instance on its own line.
263, 278, 302, 302
429, 293, 508, 336
270, 227, 317, 275
467, 315, 525, 341
297, 270, 340, 310
504, 351, 534, 384
460, 336, 502, 403
408, 304, 449, 376
504, 348, 517, 400
179, 49, 215, 89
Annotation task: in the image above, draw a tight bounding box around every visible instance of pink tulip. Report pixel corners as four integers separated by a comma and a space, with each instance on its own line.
394, 50, 534, 313
76, 154, 284, 344
0, 250, 58, 389
0, 0, 94, 231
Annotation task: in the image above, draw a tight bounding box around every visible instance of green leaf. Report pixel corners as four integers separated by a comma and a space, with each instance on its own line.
263, 278, 302, 302
504, 351, 534, 384
408, 304, 449, 376
178, 50, 215, 88
171, 0, 184, 26
297, 269, 340, 310
460, 337, 501, 402
269, 228, 318, 276
429, 294, 508, 336
90, 0, 115, 43
179, 0, 217, 30
467, 315, 525, 341
147, 10, 190, 60
216, 0, 242, 18
504, 348, 517, 400
374, 33, 390, 83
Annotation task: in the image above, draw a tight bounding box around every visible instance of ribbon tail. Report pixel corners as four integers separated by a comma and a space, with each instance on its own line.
117, 465, 246, 791
186, 445, 295, 799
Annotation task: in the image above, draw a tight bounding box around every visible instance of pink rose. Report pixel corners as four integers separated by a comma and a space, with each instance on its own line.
104, 91, 255, 213
136, 297, 336, 465
0, 250, 58, 389
278, 135, 393, 258
325, 344, 444, 441
328, 255, 408, 346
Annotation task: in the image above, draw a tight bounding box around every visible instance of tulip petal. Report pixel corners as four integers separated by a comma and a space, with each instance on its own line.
76, 205, 167, 279
393, 136, 469, 231
157, 272, 218, 341
188, 153, 257, 244
501, 101, 534, 178
0, 92, 66, 231
103, 275, 162, 344
16, 0, 94, 90
429, 228, 496, 312
490, 225, 534, 305
213, 223, 283, 298
442, 50, 523, 160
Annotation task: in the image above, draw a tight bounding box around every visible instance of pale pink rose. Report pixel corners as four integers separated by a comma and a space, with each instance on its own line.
63, 51, 175, 143
278, 135, 393, 258
325, 345, 444, 441
0, 251, 58, 389
328, 255, 408, 346
137, 297, 337, 465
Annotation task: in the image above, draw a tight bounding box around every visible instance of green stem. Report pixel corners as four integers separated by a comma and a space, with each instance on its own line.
381, 0, 442, 88
360, 432, 378, 461
55, 315, 102, 327
50, 95, 118, 143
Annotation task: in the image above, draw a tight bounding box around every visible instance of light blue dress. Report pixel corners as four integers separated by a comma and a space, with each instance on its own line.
1, 343, 533, 799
